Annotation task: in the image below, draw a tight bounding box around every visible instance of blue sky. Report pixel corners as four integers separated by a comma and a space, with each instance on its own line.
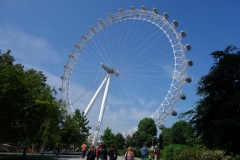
1, 0, 240, 136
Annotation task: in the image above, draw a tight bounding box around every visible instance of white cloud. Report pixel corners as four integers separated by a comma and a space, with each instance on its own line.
98, 105, 152, 134
161, 65, 174, 78
0, 27, 63, 68
0, 27, 64, 94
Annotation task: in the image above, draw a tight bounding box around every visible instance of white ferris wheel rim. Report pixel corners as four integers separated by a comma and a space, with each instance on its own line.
60, 8, 189, 135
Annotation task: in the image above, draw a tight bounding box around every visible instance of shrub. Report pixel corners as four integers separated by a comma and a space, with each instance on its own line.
224, 154, 240, 160
178, 149, 223, 160
132, 148, 142, 157
118, 149, 127, 157
161, 144, 194, 160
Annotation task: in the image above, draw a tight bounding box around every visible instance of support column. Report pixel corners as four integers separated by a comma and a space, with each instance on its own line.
92, 74, 111, 146
84, 75, 108, 116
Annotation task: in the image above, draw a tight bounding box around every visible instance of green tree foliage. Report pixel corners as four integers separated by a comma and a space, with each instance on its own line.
181, 45, 240, 155
159, 128, 172, 149
72, 110, 91, 143
0, 49, 14, 65
159, 134, 163, 150
0, 50, 65, 160
60, 109, 90, 147
171, 120, 195, 146
160, 121, 196, 149
100, 127, 115, 147
114, 133, 125, 149
131, 132, 140, 148
125, 135, 133, 148
132, 117, 157, 147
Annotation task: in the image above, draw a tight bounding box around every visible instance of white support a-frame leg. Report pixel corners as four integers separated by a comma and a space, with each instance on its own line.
84, 75, 109, 116
92, 73, 111, 146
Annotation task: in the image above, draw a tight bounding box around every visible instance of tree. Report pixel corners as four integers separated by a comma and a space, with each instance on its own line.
72, 110, 91, 145
130, 131, 140, 148
61, 109, 90, 148
0, 49, 14, 65
0, 50, 65, 160
100, 127, 115, 147
159, 128, 172, 149
170, 120, 195, 146
125, 134, 133, 148
181, 45, 240, 155
132, 117, 157, 148
114, 133, 125, 149
159, 121, 196, 149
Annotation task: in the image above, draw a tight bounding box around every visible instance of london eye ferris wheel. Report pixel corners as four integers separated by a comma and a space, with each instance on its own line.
60, 6, 193, 145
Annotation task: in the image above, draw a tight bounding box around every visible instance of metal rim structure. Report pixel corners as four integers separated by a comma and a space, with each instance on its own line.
60, 6, 193, 142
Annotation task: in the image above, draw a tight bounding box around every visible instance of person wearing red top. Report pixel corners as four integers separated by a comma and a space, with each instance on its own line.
96, 144, 101, 160
153, 146, 160, 160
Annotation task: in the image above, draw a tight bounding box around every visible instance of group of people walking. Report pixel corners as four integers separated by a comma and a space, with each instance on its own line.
79, 143, 160, 160
141, 144, 160, 160
81, 143, 118, 160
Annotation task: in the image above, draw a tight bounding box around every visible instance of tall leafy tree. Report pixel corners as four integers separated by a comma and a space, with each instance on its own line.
100, 127, 115, 147
61, 109, 90, 147
132, 117, 157, 147
131, 131, 141, 148
72, 110, 91, 145
159, 128, 172, 149
170, 120, 195, 146
159, 134, 163, 150
125, 134, 133, 148
114, 133, 125, 149
0, 50, 65, 160
181, 45, 240, 155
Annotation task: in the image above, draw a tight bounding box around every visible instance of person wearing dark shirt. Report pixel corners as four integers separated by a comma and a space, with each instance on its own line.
108, 144, 118, 160
56, 145, 60, 158
98, 144, 108, 160
87, 145, 96, 160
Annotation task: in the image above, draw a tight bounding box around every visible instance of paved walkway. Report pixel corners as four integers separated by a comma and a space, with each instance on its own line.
56, 157, 126, 160
0, 152, 128, 160
55, 155, 127, 160
0, 152, 82, 160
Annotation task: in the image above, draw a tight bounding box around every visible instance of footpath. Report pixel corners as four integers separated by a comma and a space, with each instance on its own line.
58, 157, 126, 160
0, 152, 128, 160
55, 155, 127, 160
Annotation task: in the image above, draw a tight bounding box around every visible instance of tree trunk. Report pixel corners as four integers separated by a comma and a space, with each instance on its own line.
21, 146, 27, 160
